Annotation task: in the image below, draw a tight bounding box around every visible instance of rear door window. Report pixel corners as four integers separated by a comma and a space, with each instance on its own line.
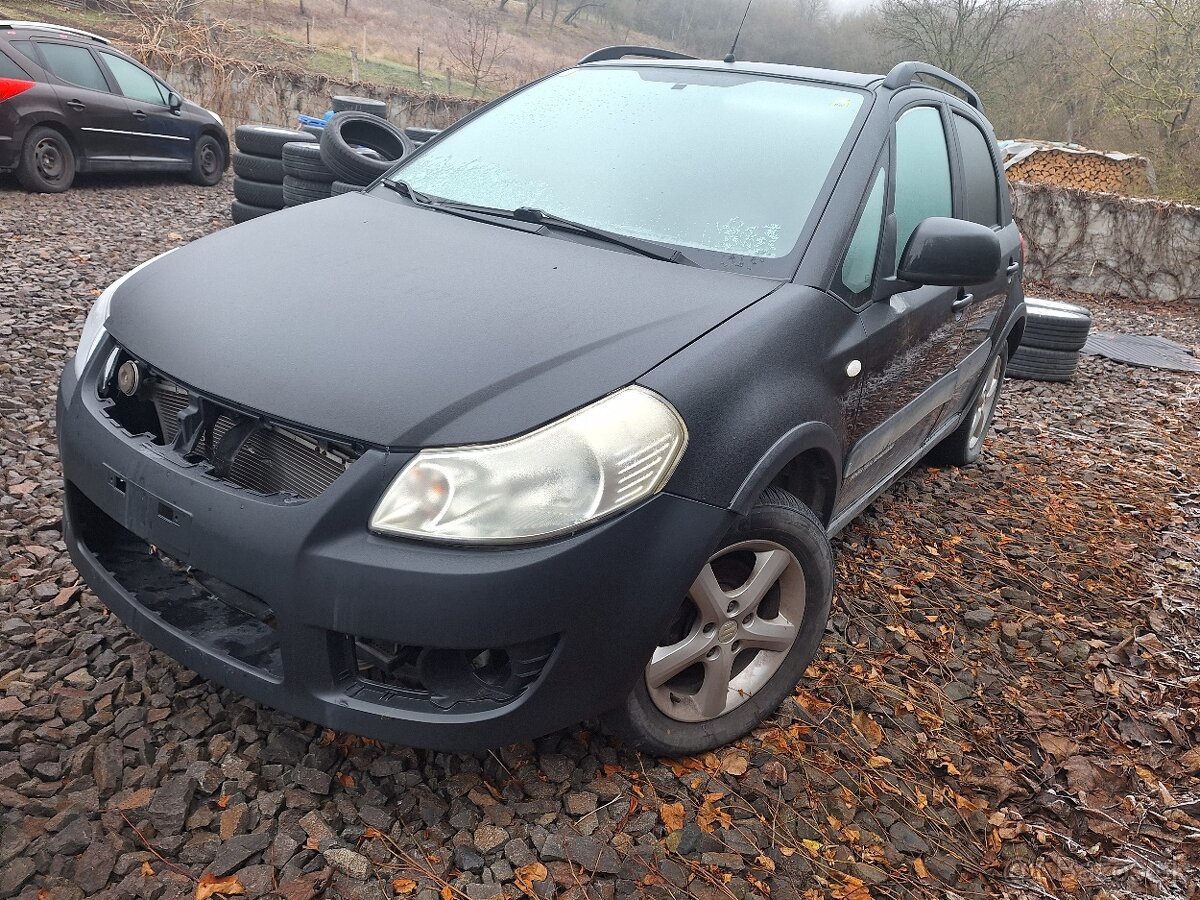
0, 48, 30, 79
952, 113, 1001, 226
37, 41, 109, 92
893, 106, 952, 266
100, 51, 167, 105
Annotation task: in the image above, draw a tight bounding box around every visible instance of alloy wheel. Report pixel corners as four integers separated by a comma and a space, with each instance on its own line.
967, 355, 1004, 452
646, 540, 806, 722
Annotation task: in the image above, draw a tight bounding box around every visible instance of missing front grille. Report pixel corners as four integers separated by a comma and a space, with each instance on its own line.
99, 352, 361, 500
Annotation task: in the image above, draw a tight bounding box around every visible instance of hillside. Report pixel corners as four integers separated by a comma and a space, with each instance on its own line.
1, 0, 678, 99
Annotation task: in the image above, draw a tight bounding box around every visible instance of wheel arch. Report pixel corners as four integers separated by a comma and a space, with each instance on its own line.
728, 421, 842, 526
199, 126, 230, 166
1002, 302, 1027, 361
25, 119, 81, 165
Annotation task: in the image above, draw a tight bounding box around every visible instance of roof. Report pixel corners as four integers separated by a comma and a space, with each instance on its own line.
576, 48, 983, 110
0, 20, 111, 44
585, 56, 883, 90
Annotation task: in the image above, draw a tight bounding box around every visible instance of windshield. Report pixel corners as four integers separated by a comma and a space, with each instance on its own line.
390, 66, 865, 268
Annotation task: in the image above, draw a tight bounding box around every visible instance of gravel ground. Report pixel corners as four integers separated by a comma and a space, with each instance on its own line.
2, 176, 1198, 900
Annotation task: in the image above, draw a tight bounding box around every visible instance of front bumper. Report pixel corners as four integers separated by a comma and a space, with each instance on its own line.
58, 355, 732, 750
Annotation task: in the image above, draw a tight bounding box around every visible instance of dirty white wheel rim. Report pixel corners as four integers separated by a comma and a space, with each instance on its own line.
646, 539, 806, 723
967, 355, 1004, 452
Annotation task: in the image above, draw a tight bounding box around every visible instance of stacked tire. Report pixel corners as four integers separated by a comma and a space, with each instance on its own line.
1009, 297, 1092, 382
282, 141, 337, 207
318, 111, 415, 195
332, 95, 388, 118
232, 125, 316, 223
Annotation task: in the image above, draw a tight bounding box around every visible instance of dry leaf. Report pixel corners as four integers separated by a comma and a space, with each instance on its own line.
801, 838, 822, 856
866, 755, 892, 768
216, 794, 230, 810
440, 887, 453, 900
853, 710, 884, 749
335, 771, 356, 789
696, 792, 732, 833
755, 853, 776, 871
194, 874, 246, 900
392, 879, 418, 895
659, 801, 686, 832
778, 845, 796, 857
1037, 733, 1078, 760
140, 862, 155, 877
719, 748, 750, 776
514, 862, 548, 896
913, 858, 930, 878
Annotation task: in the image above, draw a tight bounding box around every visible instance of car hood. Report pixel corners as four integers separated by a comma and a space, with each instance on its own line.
107, 192, 781, 448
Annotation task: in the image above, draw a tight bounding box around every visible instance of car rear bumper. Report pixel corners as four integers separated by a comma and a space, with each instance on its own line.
58, 352, 732, 750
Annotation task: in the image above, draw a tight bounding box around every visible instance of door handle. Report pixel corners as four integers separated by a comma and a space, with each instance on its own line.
951, 293, 975, 311
66, 99, 85, 110
1006, 262, 1020, 275
132, 109, 147, 119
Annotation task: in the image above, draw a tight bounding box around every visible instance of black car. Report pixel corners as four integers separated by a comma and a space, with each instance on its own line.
58, 48, 1025, 755
0, 20, 227, 191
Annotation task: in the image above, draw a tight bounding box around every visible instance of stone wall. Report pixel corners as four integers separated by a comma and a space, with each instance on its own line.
1011, 181, 1200, 303
152, 57, 483, 132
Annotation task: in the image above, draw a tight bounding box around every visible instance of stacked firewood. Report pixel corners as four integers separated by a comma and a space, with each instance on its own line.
1001, 140, 1153, 196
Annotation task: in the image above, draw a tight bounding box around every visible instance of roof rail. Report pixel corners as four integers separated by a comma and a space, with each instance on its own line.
0, 20, 111, 44
882, 61, 981, 111
578, 45, 696, 65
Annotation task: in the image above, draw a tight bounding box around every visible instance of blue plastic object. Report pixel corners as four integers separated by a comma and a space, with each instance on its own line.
297, 114, 326, 130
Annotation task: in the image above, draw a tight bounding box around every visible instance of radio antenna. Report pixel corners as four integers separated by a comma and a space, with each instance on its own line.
724, 0, 756, 64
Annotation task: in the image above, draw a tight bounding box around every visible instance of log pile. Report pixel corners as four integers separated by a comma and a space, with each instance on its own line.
1001, 139, 1154, 196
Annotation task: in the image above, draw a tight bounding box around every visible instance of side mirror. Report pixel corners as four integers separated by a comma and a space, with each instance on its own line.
168, 92, 183, 112
896, 216, 1001, 287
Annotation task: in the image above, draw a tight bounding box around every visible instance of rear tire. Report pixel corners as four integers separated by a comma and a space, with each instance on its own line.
16, 126, 75, 193
605, 488, 833, 756
330, 180, 359, 196
189, 134, 225, 186
927, 350, 1007, 466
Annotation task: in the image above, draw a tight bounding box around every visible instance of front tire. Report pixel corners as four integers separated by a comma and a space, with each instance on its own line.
16, 126, 75, 193
606, 488, 833, 756
190, 134, 226, 186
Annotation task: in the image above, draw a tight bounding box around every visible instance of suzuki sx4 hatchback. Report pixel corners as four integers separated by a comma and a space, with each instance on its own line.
59, 49, 1025, 755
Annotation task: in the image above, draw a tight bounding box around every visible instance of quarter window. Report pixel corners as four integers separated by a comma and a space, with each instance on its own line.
0, 49, 30, 80
840, 165, 887, 296
952, 113, 1001, 226
101, 52, 166, 105
893, 106, 952, 267
37, 42, 109, 93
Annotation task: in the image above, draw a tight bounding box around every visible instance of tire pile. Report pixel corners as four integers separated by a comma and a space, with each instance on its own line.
1009, 297, 1092, 382
230, 95, 416, 224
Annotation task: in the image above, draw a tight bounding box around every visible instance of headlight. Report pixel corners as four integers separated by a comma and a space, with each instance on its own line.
72, 249, 177, 379
370, 386, 687, 544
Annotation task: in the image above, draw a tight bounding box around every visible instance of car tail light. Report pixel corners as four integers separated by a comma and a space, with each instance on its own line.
0, 78, 34, 102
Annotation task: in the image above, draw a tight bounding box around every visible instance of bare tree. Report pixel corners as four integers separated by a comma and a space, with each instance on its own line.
525, 0, 540, 25
102, 0, 204, 20
445, 5, 512, 97
873, 0, 1032, 86
564, 1, 605, 24
1083, 0, 1199, 154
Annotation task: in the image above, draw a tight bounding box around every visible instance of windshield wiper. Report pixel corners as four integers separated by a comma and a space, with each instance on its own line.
510, 206, 697, 266
382, 181, 696, 266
